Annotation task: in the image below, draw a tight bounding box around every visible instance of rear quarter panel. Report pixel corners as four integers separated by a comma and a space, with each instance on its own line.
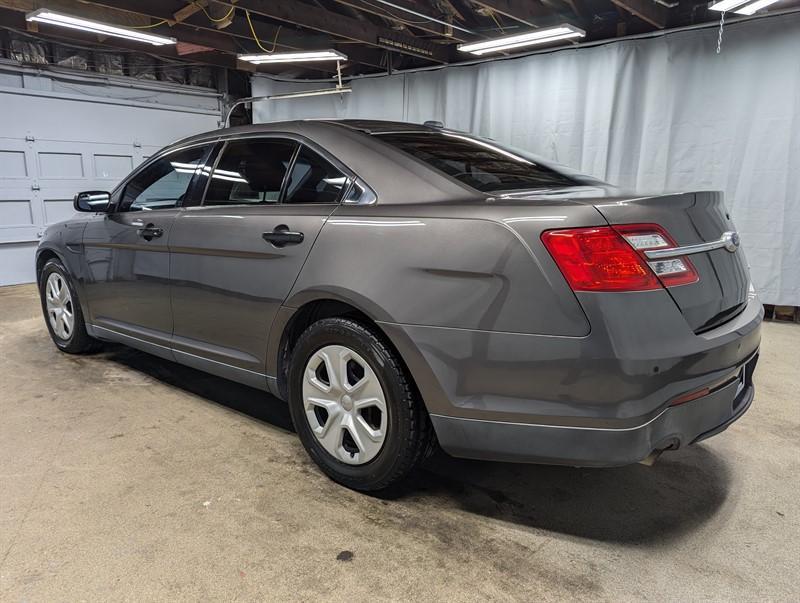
285, 201, 605, 335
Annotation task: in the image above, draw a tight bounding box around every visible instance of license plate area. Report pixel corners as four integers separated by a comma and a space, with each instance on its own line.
732, 352, 758, 412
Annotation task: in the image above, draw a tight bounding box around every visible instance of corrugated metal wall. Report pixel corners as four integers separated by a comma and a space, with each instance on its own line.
0, 62, 222, 285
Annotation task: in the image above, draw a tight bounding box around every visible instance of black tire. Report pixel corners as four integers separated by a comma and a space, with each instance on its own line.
288, 317, 432, 492
39, 258, 100, 354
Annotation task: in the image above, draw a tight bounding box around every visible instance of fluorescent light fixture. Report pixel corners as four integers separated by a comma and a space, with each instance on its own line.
708, 0, 750, 10
733, 0, 783, 15
26, 9, 176, 46
268, 87, 352, 100
458, 24, 585, 56
238, 50, 347, 64
708, 0, 781, 13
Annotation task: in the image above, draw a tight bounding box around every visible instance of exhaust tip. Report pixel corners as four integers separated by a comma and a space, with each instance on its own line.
638, 449, 664, 466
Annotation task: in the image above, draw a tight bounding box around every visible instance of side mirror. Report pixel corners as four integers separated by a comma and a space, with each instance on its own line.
74, 191, 111, 212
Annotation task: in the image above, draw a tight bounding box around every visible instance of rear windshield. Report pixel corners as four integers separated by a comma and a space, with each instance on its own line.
373, 131, 584, 193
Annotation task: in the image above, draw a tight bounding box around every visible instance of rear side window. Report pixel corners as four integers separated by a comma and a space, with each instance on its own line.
203, 139, 297, 206
120, 144, 211, 211
284, 146, 348, 204
374, 131, 580, 193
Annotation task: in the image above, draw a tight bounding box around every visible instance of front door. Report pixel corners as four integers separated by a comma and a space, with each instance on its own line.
168, 138, 349, 386
81, 143, 213, 350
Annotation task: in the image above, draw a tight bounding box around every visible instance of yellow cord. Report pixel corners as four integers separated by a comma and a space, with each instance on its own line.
196, 2, 236, 24
245, 10, 281, 53
128, 19, 168, 29
489, 11, 505, 34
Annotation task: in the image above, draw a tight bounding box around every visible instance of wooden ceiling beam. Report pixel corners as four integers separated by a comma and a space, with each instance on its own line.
86, 0, 326, 50
610, 0, 669, 29
215, 0, 450, 63
329, 0, 474, 42
469, 0, 554, 27
172, 1, 205, 24
89, 0, 391, 69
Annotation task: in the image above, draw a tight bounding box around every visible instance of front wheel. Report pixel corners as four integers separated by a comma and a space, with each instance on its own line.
39, 258, 100, 354
288, 317, 432, 492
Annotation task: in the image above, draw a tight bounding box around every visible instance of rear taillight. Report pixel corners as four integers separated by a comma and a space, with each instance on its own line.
613, 224, 699, 288
541, 223, 698, 292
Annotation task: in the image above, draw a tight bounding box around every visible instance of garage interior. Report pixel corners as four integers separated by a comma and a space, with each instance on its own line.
1, 0, 799, 601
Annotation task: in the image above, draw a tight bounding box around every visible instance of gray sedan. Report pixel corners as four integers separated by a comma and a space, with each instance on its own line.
36, 120, 761, 491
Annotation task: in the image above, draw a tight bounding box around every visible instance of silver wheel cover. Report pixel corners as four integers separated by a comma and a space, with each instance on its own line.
45, 272, 74, 341
302, 344, 388, 465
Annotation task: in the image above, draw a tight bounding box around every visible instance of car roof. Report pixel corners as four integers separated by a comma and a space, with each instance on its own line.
168, 118, 442, 148
318, 119, 440, 134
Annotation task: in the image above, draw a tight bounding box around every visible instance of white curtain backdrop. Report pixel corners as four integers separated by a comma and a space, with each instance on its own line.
253, 13, 800, 305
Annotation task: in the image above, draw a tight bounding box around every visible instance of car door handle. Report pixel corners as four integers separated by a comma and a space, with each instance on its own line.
262, 225, 304, 248
137, 224, 164, 241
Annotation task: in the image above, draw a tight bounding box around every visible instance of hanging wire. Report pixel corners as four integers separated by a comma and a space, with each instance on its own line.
128, 19, 168, 29
195, 2, 236, 24
716, 11, 726, 54
245, 10, 281, 53
489, 11, 505, 34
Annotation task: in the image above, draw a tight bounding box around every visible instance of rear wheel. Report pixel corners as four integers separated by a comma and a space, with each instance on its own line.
288, 317, 432, 492
39, 258, 99, 354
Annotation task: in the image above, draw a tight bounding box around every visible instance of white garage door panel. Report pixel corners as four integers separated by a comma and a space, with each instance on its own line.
0, 150, 28, 178
38, 152, 84, 179
94, 154, 133, 179
0, 80, 220, 286
0, 199, 33, 225
0, 186, 40, 244
43, 199, 77, 225
0, 243, 38, 286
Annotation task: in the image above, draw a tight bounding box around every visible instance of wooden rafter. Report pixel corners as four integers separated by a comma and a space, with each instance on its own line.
610, 0, 669, 29
213, 0, 451, 63
329, 0, 475, 42
469, 0, 553, 27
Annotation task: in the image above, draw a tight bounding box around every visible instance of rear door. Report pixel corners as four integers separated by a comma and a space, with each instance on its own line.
594, 191, 749, 332
169, 137, 349, 385
81, 143, 212, 349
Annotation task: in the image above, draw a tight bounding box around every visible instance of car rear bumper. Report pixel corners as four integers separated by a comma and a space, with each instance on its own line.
429, 352, 757, 466
379, 294, 762, 466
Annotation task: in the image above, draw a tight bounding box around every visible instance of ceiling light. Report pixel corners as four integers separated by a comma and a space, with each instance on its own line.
268, 87, 352, 100
25, 9, 176, 46
708, 0, 750, 10
708, 0, 781, 13
732, 0, 783, 15
458, 25, 585, 55
238, 50, 347, 64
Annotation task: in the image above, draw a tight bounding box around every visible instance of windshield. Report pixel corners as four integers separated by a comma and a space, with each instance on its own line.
373, 130, 599, 193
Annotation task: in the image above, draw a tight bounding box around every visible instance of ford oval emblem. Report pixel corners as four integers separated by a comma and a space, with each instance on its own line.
723, 231, 740, 253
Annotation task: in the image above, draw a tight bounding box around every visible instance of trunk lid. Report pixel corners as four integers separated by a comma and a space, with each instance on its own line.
591, 191, 749, 332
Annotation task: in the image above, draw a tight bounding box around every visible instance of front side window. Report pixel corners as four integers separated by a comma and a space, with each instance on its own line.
374, 131, 582, 193
203, 139, 297, 206
119, 144, 210, 212
283, 146, 348, 204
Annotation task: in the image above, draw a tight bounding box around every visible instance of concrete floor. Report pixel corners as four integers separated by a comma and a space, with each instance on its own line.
1, 283, 798, 602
